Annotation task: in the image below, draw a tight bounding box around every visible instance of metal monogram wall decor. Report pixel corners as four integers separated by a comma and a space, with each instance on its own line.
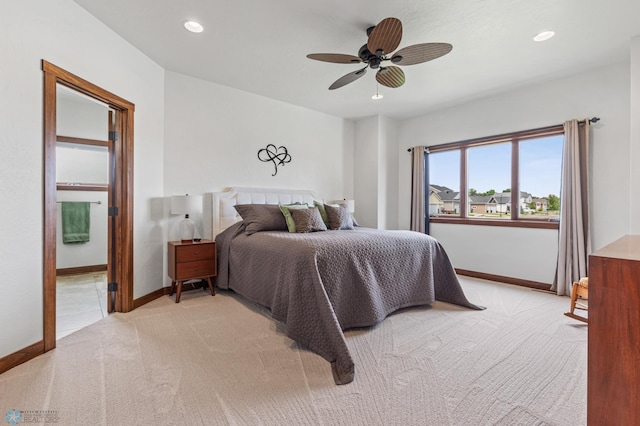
257, 144, 291, 176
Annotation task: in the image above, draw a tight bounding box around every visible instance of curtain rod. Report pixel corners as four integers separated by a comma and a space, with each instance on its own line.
407, 117, 600, 152
56, 201, 102, 204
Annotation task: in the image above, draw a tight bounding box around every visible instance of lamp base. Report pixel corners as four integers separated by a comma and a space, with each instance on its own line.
179, 215, 195, 242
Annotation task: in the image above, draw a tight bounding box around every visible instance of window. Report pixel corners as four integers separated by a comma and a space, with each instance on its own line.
429, 150, 460, 217
467, 142, 510, 218
427, 126, 564, 228
519, 135, 563, 220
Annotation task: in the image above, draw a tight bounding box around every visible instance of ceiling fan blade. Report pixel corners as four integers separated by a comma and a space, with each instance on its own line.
367, 17, 402, 56
391, 43, 453, 66
376, 66, 405, 88
307, 53, 362, 64
329, 67, 368, 90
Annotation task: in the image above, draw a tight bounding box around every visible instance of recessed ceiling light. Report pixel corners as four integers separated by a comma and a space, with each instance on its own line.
184, 21, 204, 33
533, 31, 555, 42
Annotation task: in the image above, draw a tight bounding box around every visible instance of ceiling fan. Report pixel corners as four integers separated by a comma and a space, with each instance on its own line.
307, 17, 452, 90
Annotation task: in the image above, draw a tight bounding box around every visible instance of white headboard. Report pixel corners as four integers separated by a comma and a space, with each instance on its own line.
212, 187, 322, 236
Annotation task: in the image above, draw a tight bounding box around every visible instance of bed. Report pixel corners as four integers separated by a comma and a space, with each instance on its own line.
213, 187, 483, 384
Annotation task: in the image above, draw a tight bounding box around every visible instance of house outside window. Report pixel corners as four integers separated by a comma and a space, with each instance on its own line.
427, 127, 563, 229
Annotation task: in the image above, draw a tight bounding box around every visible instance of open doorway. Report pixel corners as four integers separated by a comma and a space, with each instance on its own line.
55, 88, 111, 338
42, 60, 135, 351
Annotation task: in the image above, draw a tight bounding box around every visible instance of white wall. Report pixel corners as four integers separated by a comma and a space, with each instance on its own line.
56, 146, 109, 185
352, 115, 400, 229
342, 120, 356, 206
55, 95, 110, 268
56, 191, 108, 268
163, 71, 353, 277
379, 116, 399, 229
430, 224, 559, 283
57, 92, 109, 140
631, 35, 640, 234
0, 0, 165, 358
397, 62, 631, 284
354, 116, 380, 228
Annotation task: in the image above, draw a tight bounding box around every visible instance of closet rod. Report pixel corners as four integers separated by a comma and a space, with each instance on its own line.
56, 201, 102, 204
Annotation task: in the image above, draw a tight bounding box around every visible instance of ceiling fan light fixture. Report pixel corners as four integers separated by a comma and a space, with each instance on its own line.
372, 84, 383, 100
533, 30, 555, 42
184, 21, 204, 33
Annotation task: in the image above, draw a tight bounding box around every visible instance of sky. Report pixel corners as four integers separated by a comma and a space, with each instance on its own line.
429, 135, 563, 198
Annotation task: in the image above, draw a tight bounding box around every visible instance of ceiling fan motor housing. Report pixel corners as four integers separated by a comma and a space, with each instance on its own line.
358, 44, 374, 62
358, 44, 385, 69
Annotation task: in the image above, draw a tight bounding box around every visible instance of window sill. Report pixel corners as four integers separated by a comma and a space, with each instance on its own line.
430, 217, 559, 229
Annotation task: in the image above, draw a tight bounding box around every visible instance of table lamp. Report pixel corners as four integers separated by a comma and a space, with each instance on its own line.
170, 194, 202, 242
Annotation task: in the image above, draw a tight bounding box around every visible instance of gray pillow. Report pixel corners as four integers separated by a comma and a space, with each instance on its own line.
290, 207, 327, 233
324, 203, 354, 230
279, 203, 309, 233
234, 204, 288, 235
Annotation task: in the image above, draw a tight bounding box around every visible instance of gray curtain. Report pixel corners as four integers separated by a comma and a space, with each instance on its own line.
553, 119, 591, 295
410, 146, 429, 233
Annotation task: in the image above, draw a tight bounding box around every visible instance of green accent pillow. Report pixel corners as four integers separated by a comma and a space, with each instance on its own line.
314, 200, 334, 227
279, 204, 308, 232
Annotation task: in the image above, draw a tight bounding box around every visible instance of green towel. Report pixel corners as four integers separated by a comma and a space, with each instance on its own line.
62, 202, 90, 244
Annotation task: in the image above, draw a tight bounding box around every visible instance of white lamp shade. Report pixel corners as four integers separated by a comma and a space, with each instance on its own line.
345, 199, 355, 214
170, 195, 202, 215
330, 199, 355, 213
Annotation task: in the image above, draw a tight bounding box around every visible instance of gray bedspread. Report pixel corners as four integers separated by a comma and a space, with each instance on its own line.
216, 222, 483, 384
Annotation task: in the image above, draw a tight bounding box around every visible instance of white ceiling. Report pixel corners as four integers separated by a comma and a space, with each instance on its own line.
73, 0, 640, 120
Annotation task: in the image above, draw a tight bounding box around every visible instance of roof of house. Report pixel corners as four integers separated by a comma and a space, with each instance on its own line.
493, 193, 511, 203
469, 195, 497, 204
438, 191, 459, 201
430, 184, 454, 193
493, 191, 536, 203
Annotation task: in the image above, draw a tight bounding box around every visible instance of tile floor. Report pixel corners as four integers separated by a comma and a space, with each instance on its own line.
56, 272, 108, 340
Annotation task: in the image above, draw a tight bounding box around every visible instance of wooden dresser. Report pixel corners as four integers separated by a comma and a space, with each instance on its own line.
168, 240, 217, 303
588, 235, 640, 425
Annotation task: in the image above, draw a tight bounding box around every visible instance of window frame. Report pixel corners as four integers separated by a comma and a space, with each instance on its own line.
428, 125, 564, 230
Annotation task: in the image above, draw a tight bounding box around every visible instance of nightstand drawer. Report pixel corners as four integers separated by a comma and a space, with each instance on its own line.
176, 244, 215, 262
175, 260, 216, 280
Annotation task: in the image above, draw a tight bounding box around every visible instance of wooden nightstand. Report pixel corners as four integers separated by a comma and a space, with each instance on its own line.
168, 240, 217, 303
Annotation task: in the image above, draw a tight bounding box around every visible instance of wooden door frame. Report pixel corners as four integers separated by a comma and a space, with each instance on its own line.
42, 60, 135, 352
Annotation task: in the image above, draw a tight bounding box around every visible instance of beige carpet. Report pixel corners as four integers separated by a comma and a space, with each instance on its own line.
0, 277, 586, 425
